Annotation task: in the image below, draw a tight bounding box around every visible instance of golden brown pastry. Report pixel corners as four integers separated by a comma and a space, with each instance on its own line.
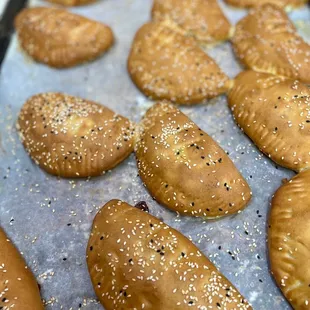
0, 227, 43, 310
232, 4, 310, 84
135, 102, 251, 218
151, 0, 231, 45
269, 170, 310, 310
46, 0, 96, 6
127, 20, 229, 105
224, 0, 306, 8
87, 199, 252, 309
228, 70, 310, 172
14, 7, 114, 68
17, 93, 135, 178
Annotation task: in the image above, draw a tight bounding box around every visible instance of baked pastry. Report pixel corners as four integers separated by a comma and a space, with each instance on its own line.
17, 93, 135, 178
151, 0, 231, 45
0, 227, 43, 309
228, 70, 310, 172
135, 102, 251, 218
224, 0, 306, 8
128, 20, 229, 105
269, 169, 310, 309
15, 7, 114, 68
232, 4, 310, 84
87, 199, 252, 309
46, 0, 96, 6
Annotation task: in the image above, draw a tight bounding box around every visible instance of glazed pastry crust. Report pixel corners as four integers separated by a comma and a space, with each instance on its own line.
232, 4, 310, 83
0, 227, 43, 310
87, 199, 252, 310
269, 170, 310, 310
46, 0, 96, 6
128, 20, 229, 105
228, 70, 310, 172
135, 102, 251, 218
151, 0, 231, 44
15, 7, 114, 68
17, 93, 135, 178
224, 0, 306, 8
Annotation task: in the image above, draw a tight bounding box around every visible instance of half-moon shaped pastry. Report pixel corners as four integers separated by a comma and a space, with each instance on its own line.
46, 0, 96, 5
0, 227, 43, 310
128, 20, 229, 105
87, 199, 252, 309
15, 7, 114, 68
224, 0, 306, 8
228, 70, 310, 172
17, 93, 135, 178
151, 0, 231, 45
232, 4, 310, 84
269, 170, 310, 310
135, 102, 251, 218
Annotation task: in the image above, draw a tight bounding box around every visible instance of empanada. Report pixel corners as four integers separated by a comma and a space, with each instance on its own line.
224, 0, 306, 8
46, 0, 96, 5
15, 7, 114, 68
87, 199, 252, 309
232, 4, 310, 83
228, 70, 310, 172
128, 20, 229, 105
269, 170, 310, 310
0, 227, 43, 310
152, 0, 231, 45
17, 93, 135, 178
135, 102, 251, 218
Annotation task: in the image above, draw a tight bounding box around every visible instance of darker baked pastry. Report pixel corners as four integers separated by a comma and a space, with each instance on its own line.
0, 227, 43, 310
87, 199, 252, 309
135, 102, 251, 218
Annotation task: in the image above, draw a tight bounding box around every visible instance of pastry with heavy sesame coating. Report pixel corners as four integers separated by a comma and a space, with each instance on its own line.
87, 199, 252, 309
14, 7, 114, 68
135, 102, 251, 218
128, 20, 230, 105
232, 4, 310, 84
224, 0, 306, 8
151, 0, 231, 45
269, 170, 310, 310
46, 0, 96, 6
228, 70, 310, 172
0, 227, 43, 310
17, 93, 135, 178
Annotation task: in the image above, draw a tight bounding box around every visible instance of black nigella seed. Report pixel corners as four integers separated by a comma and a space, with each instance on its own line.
90, 246, 93, 251
134, 201, 149, 213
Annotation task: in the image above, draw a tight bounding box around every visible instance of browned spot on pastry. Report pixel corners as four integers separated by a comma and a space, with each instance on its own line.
135, 102, 251, 218
232, 4, 310, 83
269, 170, 310, 310
17, 93, 135, 178
87, 199, 252, 309
0, 227, 43, 310
46, 0, 96, 6
228, 70, 310, 172
14, 7, 114, 68
127, 20, 230, 105
152, 0, 231, 45
224, 0, 306, 8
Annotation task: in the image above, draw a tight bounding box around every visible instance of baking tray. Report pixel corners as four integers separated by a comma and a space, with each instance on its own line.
0, 0, 309, 309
